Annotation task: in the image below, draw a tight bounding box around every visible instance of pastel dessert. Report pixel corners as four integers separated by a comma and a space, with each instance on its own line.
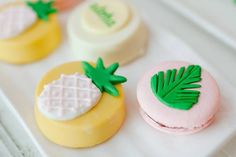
67, 0, 148, 65
35, 58, 127, 147
0, 0, 61, 64
54, 0, 82, 11
137, 61, 220, 135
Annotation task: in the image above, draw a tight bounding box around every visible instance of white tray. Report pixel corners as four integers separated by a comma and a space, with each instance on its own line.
0, 0, 236, 157
158, 0, 236, 51
0, 93, 41, 157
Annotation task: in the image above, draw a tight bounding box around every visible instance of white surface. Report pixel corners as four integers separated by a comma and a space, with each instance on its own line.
0, 124, 23, 157
0, 140, 12, 157
0, 91, 41, 157
0, 0, 235, 156
159, 0, 236, 51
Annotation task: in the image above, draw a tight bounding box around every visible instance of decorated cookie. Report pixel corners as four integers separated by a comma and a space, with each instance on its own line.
35, 58, 127, 147
0, 0, 61, 64
67, 0, 148, 65
137, 61, 220, 135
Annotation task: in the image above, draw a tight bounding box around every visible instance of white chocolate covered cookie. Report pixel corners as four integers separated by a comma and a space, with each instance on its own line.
68, 0, 148, 65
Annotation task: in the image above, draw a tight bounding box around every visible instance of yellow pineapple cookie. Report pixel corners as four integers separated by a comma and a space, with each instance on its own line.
35, 58, 127, 148
0, 0, 61, 64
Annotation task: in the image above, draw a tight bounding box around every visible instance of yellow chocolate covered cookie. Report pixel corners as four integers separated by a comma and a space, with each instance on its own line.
35, 58, 127, 148
0, 1, 61, 64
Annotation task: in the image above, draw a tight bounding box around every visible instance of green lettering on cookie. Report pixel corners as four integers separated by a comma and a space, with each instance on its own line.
90, 3, 116, 27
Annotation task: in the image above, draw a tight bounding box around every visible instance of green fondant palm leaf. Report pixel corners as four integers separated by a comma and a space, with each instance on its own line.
27, 0, 57, 21
151, 65, 202, 110
82, 58, 127, 96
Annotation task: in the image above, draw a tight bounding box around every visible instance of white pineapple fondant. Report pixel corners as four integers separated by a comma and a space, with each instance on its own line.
38, 73, 102, 121
0, 5, 37, 39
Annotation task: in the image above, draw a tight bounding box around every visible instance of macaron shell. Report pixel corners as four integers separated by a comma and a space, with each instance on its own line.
140, 108, 214, 135
137, 61, 220, 131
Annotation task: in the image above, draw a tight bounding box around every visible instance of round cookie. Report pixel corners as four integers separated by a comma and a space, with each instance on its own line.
67, 0, 148, 65
0, 1, 61, 64
137, 61, 220, 135
35, 58, 127, 147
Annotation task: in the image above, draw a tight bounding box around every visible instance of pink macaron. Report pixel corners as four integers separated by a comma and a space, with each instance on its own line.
54, 0, 82, 11
137, 61, 220, 135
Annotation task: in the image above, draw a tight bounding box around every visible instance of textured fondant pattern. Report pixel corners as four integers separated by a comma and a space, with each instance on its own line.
38, 73, 101, 121
0, 6, 37, 39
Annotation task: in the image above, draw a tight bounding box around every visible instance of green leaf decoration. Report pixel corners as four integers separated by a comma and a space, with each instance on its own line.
27, 0, 57, 21
82, 58, 127, 96
151, 65, 202, 110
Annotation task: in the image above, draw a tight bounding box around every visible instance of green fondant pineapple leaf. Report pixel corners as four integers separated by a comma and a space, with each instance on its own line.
27, 0, 57, 21
82, 58, 127, 96
151, 65, 202, 110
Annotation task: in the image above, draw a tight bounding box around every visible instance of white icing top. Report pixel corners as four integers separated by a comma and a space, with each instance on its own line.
80, 0, 131, 35
38, 73, 102, 121
0, 5, 37, 39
